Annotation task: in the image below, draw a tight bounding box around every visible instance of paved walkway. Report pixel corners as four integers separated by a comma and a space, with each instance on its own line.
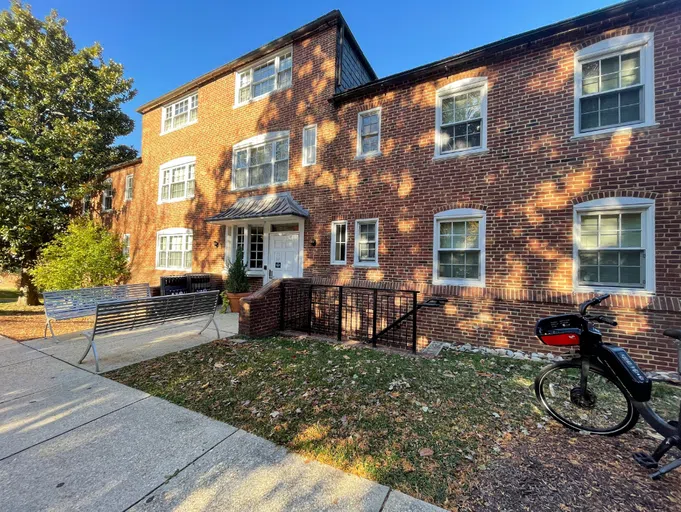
0, 335, 446, 511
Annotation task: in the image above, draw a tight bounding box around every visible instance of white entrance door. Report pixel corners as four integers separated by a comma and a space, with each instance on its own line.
269, 232, 299, 280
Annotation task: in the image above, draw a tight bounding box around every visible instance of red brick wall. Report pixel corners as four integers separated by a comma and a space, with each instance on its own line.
103, 6, 681, 370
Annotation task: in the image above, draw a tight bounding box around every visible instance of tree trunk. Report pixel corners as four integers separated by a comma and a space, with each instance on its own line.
17, 269, 40, 306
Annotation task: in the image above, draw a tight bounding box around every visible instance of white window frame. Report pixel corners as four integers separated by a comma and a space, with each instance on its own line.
573, 33, 655, 138
231, 131, 290, 191
101, 179, 113, 212
356, 107, 382, 158
432, 208, 486, 287
122, 234, 130, 261
124, 174, 133, 201
434, 77, 488, 160
161, 92, 198, 134
353, 218, 379, 268
158, 156, 196, 204
155, 228, 193, 271
330, 221, 347, 265
302, 124, 317, 166
234, 46, 293, 107
573, 197, 655, 294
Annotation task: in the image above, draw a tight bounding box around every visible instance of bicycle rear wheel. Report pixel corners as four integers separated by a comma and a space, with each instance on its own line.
535, 359, 638, 436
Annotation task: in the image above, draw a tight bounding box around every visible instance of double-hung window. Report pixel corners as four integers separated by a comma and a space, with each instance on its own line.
435, 77, 488, 158
302, 124, 317, 166
124, 174, 133, 201
433, 209, 486, 286
356, 108, 381, 157
574, 34, 655, 136
101, 179, 113, 212
159, 157, 196, 202
162, 93, 198, 134
232, 132, 289, 190
156, 228, 192, 271
354, 219, 379, 267
574, 198, 655, 293
235, 48, 292, 106
330, 221, 347, 265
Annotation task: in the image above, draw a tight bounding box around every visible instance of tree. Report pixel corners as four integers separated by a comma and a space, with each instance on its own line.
30, 218, 129, 291
0, 1, 137, 304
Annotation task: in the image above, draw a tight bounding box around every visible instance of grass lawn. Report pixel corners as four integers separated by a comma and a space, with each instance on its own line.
0, 286, 91, 341
107, 336, 681, 510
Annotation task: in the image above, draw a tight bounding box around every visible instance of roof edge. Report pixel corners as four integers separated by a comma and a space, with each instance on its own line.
332, 0, 678, 104
137, 10, 342, 114
103, 157, 142, 174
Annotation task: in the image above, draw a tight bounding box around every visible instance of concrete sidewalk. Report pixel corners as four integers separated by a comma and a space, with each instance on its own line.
23, 313, 239, 373
0, 336, 446, 512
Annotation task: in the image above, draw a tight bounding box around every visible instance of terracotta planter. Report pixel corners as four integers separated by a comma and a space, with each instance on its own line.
225, 292, 249, 313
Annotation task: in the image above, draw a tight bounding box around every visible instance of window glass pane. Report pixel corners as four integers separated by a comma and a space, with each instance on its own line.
580, 265, 599, 283
239, 86, 251, 103
170, 182, 185, 199
579, 252, 598, 266
253, 61, 275, 82
441, 97, 454, 124
361, 134, 379, 154
465, 221, 480, 248
620, 51, 641, 87
600, 56, 620, 91
600, 265, 619, 283
581, 215, 598, 231
278, 68, 292, 88
582, 61, 600, 94
600, 234, 618, 247
620, 266, 641, 284
600, 215, 618, 232
621, 230, 641, 247
274, 161, 288, 183
168, 252, 183, 267
580, 234, 597, 250
440, 125, 454, 153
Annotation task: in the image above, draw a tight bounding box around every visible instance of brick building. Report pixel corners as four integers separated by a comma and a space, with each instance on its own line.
101, 0, 681, 369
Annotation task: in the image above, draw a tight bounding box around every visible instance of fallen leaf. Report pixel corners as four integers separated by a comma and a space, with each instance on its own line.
419, 448, 434, 457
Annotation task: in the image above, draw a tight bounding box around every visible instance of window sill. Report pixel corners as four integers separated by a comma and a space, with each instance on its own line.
353, 262, 379, 268
571, 122, 658, 140
233, 85, 291, 109
156, 267, 192, 272
433, 278, 485, 288
433, 148, 488, 161
330, 261, 346, 266
574, 285, 654, 296
354, 152, 382, 161
157, 197, 195, 205
160, 120, 198, 136
231, 181, 288, 192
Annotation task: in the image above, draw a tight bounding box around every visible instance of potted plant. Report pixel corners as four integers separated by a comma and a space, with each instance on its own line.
224, 248, 250, 313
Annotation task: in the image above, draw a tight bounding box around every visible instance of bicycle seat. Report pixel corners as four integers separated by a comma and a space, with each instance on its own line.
663, 328, 681, 341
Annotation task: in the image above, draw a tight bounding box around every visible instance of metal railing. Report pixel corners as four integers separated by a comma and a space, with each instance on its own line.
279, 282, 419, 352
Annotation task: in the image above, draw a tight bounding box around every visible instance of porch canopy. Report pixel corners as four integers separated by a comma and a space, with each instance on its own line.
205, 192, 309, 223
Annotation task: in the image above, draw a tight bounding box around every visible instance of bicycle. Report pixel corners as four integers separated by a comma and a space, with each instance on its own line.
533, 294, 681, 479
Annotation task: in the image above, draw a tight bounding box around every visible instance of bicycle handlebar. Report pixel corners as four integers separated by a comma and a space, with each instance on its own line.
578, 294, 610, 316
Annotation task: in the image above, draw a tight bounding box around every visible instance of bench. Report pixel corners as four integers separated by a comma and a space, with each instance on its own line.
78, 290, 221, 372
43, 283, 151, 338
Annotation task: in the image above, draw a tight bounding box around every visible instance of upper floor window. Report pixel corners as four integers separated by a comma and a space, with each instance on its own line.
156, 228, 192, 271
356, 108, 381, 158
573, 197, 655, 294
435, 77, 488, 159
124, 174, 134, 201
101, 179, 113, 212
302, 124, 317, 166
162, 93, 198, 134
574, 34, 655, 136
232, 132, 289, 190
158, 156, 196, 203
354, 218, 379, 267
235, 47, 292, 106
330, 221, 347, 265
433, 208, 486, 286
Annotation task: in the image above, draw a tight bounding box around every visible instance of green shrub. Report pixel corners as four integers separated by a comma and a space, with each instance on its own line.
30, 219, 129, 291
224, 248, 249, 294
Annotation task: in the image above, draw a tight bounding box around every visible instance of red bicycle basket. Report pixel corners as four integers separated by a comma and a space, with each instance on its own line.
536, 315, 582, 346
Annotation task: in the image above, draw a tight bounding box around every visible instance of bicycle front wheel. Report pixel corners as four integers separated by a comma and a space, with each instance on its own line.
535, 359, 638, 436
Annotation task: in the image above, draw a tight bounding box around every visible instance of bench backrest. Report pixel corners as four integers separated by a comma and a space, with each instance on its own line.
92, 290, 220, 337
44, 283, 151, 319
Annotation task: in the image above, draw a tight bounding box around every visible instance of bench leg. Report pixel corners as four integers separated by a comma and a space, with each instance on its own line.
78, 335, 100, 373
198, 316, 220, 339
44, 319, 56, 339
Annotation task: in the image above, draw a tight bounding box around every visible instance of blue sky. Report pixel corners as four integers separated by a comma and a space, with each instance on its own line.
24, 0, 621, 150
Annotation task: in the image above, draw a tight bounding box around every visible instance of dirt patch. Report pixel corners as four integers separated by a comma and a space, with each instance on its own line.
459, 425, 681, 512
0, 303, 91, 341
